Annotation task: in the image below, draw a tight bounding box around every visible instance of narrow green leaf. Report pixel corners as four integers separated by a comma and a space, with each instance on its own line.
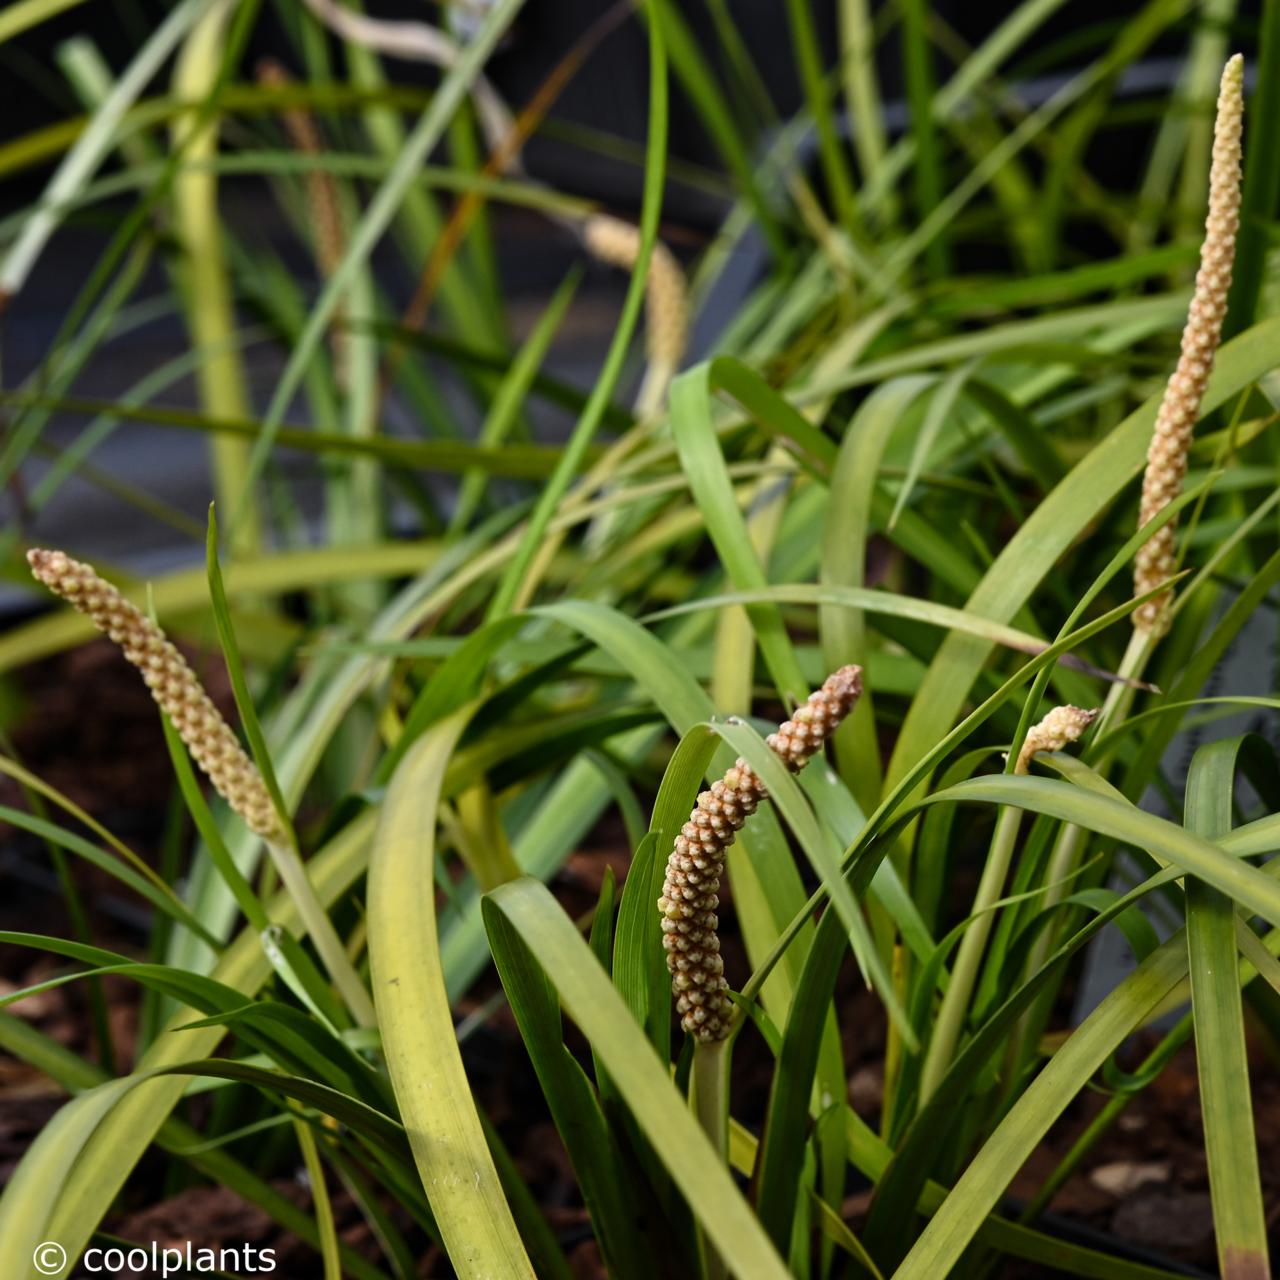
1184, 737, 1270, 1279
485, 878, 791, 1280
921, 775, 1280, 930
487, 896, 657, 1280
784, 0, 857, 231
293, 1118, 342, 1280
754, 909, 846, 1256
670, 363, 809, 703
822, 377, 934, 811
369, 705, 535, 1278
158, 711, 269, 933
901, 0, 947, 274
449, 267, 582, 535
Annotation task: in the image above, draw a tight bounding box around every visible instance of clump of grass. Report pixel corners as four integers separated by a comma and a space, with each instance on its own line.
0, 5, 1277, 1278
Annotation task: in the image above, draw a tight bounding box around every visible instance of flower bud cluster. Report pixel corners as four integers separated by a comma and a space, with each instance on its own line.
1015, 704, 1099, 774
658, 665, 863, 1040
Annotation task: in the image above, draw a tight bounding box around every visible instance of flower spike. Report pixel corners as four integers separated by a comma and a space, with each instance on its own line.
27, 549, 280, 838
583, 213, 688, 414
1133, 54, 1244, 633
658, 665, 863, 1041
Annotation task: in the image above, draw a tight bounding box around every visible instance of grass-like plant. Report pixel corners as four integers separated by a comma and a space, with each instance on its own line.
0, 3, 1278, 1279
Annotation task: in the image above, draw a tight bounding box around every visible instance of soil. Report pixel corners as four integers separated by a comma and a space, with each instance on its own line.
2, 642, 1275, 1278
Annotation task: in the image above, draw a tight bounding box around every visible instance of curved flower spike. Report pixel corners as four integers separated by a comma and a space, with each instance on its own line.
27, 549, 280, 839
658, 665, 863, 1041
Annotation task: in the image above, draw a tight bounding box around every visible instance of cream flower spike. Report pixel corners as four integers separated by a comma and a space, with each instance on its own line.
257, 60, 344, 281
583, 214, 689, 416
27, 549, 281, 838
1133, 54, 1244, 634
658, 665, 862, 1041
258, 60, 348, 386
1015, 704, 1099, 774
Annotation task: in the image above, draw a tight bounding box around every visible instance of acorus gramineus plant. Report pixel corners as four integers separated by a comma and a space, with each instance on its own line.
1133, 53, 1243, 635
582, 213, 689, 417
658, 665, 863, 1042
27, 547, 377, 1025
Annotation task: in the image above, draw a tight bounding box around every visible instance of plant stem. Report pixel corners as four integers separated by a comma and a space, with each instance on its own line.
1010, 626, 1158, 1068
692, 1038, 730, 1280
1094, 626, 1158, 743
919, 801, 1025, 1101
1038, 629, 1157, 905
881, 942, 908, 1136
265, 837, 376, 1028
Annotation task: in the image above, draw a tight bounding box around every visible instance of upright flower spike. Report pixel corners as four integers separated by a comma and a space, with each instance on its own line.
582, 213, 689, 415
27, 549, 281, 838
256, 60, 344, 282
257, 59, 350, 389
658, 665, 863, 1041
1133, 54, 1244, 634
1015, 704, 1099, 774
